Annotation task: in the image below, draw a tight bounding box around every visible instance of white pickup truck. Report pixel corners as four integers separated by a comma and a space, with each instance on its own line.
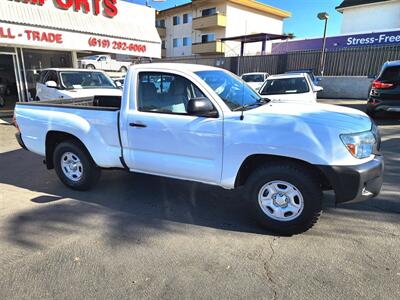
14, 63, 384, 235
78, 55, 131, 73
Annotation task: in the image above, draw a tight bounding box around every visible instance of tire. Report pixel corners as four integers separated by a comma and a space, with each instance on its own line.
119, 66, 127, 73
244, 163, 322, 236
53, 140, 101, 191
86, 64, 95, 70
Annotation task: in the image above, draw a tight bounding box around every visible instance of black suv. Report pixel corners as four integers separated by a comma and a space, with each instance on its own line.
367, 60, 400, 117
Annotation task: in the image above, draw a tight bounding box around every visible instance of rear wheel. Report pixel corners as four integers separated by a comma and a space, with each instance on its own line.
245, 163, 322, 235
86, 64, 95, 70
119, 66, 128, 73
53, 140, 100, 190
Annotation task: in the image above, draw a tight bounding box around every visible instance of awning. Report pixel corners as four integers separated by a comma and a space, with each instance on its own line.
0, 1, 161, 58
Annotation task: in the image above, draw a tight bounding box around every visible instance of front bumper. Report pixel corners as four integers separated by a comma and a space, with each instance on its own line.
318, 155, 384, 204
15, 132, 27, 150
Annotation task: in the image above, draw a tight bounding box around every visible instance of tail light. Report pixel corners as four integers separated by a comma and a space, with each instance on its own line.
372, 80, 394, 89
12, 112, 20, 132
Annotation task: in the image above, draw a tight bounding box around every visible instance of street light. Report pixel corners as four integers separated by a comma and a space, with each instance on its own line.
317, 12, 329, 76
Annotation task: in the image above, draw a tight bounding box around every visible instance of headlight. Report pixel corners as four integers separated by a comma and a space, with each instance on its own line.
340, 131, 376, 159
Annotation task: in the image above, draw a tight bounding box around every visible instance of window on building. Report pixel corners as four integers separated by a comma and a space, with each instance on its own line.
183, 13, 192, 24
201, 33, 215, 43
173, 38, 180, 48
202, 7, 217, 17
156, 19, 165, 28
161, 40, 166, 49
173, 16, 180, 26
183, 37, 192, 46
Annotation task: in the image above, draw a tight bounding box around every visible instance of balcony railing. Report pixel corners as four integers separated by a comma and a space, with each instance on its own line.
192, 13, 226, 30
192, 41, 225, 54
157, 26, 166, 38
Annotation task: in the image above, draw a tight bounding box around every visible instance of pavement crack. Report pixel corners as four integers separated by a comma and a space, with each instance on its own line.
263, 237, 279, 300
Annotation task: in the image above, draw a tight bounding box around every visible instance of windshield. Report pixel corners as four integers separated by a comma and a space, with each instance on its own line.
195, 70, 262, 111
242, 74, 265, 83
260, 77, 309, 95
84, 56, 99, 61
60, 71, 117, 89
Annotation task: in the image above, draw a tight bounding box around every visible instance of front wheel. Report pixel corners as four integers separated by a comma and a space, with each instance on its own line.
245, 163, 322, 235
53, 140, 101, 190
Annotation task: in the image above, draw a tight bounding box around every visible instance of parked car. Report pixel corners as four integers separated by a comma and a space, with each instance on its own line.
258, 73, 323, 103
286, 69, 320, 86
367, 60, 400, 117
35, 69, 122, 101
78, 55, 131, 73
14, 63, 383, 235
241, 72, 269, 91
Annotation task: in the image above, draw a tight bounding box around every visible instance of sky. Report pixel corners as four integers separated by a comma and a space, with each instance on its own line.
124, 0, 344, 39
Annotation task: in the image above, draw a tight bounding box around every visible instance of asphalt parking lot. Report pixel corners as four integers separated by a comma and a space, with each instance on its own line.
0, 99, 399, 300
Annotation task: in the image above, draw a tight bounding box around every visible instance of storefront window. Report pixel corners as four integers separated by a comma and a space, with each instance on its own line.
22, 49, 72, 100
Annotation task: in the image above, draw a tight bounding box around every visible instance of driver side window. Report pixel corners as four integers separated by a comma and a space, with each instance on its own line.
44, 71, 59, 86
137, 72, 206, 114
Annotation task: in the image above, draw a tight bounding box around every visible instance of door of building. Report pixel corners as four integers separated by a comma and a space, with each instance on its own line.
0, 50, 22, 114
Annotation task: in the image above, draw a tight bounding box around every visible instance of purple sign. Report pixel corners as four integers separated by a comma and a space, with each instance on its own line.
271, 30, 400, 54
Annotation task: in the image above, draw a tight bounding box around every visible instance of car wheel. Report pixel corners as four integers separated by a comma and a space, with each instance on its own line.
119, 66, 128, 73
86, 64, 95, 70
53, 140, 101, 191
245, 163, 322, 235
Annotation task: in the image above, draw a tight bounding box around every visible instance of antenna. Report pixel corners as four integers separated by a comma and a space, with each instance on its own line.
240, 76, 245, 121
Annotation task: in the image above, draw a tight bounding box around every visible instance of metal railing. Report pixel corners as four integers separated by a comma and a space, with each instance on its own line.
156, 45, 400, 76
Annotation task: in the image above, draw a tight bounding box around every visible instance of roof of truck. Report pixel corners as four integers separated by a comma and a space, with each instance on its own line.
131, 63, 222, 73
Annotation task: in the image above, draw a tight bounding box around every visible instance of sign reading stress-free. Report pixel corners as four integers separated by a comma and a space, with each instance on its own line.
10, 0, 118, 17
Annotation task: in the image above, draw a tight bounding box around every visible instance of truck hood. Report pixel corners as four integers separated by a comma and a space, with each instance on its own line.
251, 102, 372, 133
59, 88, 122, 98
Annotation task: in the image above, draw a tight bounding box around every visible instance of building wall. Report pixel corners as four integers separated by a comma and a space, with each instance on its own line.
158, 1, 285, 57
163, 8, 193, 57
225, 3, 284, 56
340, 1, 400, 34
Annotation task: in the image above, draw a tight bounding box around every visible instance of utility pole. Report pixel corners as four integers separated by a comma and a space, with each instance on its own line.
317, 12, 329, 76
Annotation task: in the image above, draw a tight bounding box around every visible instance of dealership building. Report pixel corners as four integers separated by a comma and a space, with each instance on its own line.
0, 0, 161, 113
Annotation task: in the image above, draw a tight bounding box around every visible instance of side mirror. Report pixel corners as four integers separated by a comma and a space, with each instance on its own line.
187, 97, 218, 118
45, 81, 57, 88
313, 86, 324, 92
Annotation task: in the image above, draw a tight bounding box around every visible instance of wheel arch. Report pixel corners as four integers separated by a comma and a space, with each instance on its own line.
45, 131, 93, 169
234, 154, 331, 190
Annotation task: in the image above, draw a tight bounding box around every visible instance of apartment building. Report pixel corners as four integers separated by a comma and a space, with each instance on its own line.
156, 0, 291, 57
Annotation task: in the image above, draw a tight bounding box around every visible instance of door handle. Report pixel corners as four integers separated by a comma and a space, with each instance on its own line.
129, 122, 147, 128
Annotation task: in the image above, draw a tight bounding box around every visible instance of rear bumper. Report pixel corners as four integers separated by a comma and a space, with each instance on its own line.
15, 132, 27, 150
318, 155, 384, 204
367, 98, 400, 112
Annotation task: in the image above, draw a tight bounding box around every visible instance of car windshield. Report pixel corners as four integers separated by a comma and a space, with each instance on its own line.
242, 74, 265, 83
260, 77, 309, 95
195, 70, 262, 111
84, 56, 99, 60
60, 71, 117, 89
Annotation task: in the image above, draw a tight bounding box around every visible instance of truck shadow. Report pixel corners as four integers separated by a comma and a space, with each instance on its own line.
1, 131, 399, 249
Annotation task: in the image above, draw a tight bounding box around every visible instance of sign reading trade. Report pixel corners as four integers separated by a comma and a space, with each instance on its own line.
272, 30, 400, 54
10, 0, 118, 18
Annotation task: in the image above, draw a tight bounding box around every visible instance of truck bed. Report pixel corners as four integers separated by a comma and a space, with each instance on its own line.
17, 95, 121, 110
